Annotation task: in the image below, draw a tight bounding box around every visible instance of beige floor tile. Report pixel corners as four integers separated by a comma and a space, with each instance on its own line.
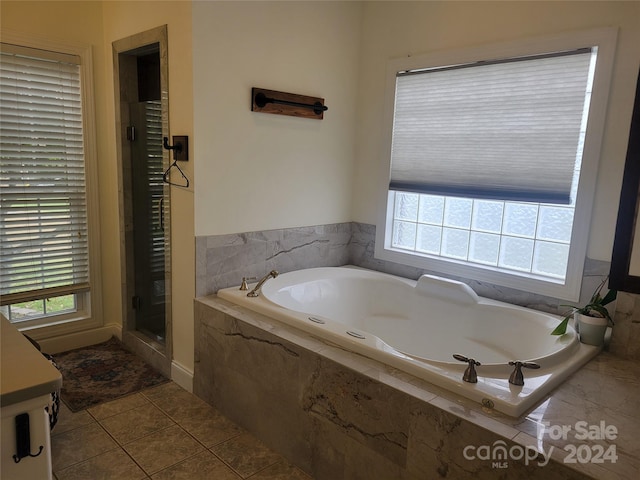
146, 385, 242, 446
100, 403, 175, 444
87, 392, 150, 420
53, 402, 96, 436
51, 422, 119, 472
53, 380, 313, 479
142, 381, 187, 402
55, 448, 147, 480
170, 403, 243, 447
124, 424, 204, 475
146, 383, 208, 415
249, 461, 313, 479
151, 450, 241, 480
211, 432, 283, 478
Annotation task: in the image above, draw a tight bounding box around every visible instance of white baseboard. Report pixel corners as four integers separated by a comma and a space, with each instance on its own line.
171, 360, 194, 392
38, 324, 121, 354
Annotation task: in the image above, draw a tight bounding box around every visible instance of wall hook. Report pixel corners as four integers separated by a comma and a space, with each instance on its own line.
162, 135, 190, 187
163, 136, 179, 152
12, 413, 44, 463
163, 136, 189, 161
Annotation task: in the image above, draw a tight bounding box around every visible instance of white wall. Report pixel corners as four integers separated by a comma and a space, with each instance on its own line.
352, 1, 640, 263
192, 1, 362, 236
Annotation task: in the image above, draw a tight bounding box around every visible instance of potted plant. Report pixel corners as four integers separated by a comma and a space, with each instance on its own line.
551, 277, 617, 345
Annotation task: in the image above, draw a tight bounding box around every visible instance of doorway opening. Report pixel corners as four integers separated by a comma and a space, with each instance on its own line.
113, 26, 171, 375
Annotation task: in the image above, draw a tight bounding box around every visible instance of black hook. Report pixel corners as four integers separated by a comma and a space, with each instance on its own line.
163, 136, 182, 154
163, 136, 189, 161
162, 136, 190, 187
13, 446, 43, 463
12, 413, 43, 464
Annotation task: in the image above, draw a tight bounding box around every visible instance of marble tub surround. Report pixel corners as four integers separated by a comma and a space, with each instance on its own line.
196, 221, 611, 318
195, 223, 351, 297
195, 220, 640, 358
610, 291, 640, 360
195, 296, 639, 479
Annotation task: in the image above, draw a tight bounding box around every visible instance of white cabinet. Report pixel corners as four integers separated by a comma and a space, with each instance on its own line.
1, 395, 54, 480
1, 317, 62, 480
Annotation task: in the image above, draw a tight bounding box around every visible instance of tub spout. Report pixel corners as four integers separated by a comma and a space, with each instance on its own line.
247, 270, 279, 297
453, 354, 481, 383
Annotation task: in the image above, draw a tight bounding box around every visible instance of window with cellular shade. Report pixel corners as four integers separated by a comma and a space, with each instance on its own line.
0, 44, 89, 305
389, 49, 593, 204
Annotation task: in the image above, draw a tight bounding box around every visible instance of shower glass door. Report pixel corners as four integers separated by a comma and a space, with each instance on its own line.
130, 100, 166, 342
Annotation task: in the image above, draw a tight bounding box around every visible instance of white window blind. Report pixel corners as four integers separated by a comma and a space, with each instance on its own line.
0, 44, 90, 305
389, 49, 593, 204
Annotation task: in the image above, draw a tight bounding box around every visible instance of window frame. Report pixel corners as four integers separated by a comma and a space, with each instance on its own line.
375, 28, 617, 302
0, 30, 103, 336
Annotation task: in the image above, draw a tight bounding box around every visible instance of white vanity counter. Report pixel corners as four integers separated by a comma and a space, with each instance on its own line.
1, 315, 62, 480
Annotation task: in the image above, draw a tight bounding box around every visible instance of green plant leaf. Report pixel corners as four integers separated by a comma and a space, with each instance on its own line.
551, 316, 570, 336
592, 277, 607, 299
552, 277, 617, 334
600, 288, 617, 306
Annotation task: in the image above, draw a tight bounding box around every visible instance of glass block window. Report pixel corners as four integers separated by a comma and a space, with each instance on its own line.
391, 192, 574, 280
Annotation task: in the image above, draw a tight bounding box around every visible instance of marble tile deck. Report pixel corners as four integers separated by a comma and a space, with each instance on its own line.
52, 382, 312, 480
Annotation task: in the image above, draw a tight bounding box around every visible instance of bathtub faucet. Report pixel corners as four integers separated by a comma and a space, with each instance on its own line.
508, 361, 540, 386
453, 354, 481, 383
247, 270, 279, 297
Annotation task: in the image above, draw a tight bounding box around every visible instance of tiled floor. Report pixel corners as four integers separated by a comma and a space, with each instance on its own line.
51, 381, 312, 479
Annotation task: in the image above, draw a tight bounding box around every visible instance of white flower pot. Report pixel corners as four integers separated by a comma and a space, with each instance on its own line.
575, 312, 608, 346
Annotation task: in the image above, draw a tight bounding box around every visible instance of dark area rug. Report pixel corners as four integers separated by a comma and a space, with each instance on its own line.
54, 337, 168, 412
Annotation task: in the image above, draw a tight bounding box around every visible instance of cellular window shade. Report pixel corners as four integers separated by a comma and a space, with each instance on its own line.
0, 46, 89, 305
389, 50, 593, 204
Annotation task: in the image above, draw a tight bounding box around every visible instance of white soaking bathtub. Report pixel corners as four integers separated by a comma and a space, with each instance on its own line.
217, 266, 600, 417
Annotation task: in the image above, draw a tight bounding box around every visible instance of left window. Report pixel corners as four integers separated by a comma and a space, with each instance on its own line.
0, 40, 100, 332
